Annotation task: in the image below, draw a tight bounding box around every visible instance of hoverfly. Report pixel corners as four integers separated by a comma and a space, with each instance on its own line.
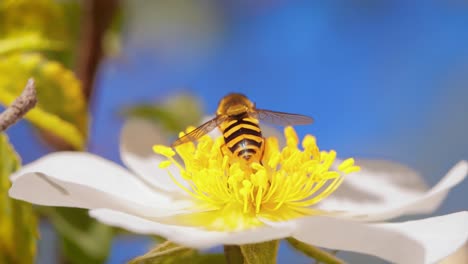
172, 93, 313, 163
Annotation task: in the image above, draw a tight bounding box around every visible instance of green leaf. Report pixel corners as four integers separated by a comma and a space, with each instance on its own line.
50, 0, 82, 67
0, 0, 86, 68
0, 53, 88, 150
190, 254, 226, 264
123, 94, 203, 134
0, 0, 87, 149
39, 207, 113, 264
240, 240, 279, 264
0, 133, 38, 264
0, 0, 70, 42
0, 33, 64, 55
286, 238, 345, 264
129, 241, 226, 264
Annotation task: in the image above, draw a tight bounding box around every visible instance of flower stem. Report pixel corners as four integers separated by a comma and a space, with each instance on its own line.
286, 238, 345, 264
240, 240, 280, 264
224, 245, 244, 264
224, 240, 281, 264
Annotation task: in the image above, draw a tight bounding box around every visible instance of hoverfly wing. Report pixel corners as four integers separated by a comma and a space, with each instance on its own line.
255, 109, 313, 126
171, 116, 227, 147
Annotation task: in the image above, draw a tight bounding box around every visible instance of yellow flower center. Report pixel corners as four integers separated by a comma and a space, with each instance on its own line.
153, 126, 360, 231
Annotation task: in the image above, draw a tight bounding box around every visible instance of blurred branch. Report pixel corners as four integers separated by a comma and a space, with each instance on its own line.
0, 78, 37, 132
76, 0, 119, 103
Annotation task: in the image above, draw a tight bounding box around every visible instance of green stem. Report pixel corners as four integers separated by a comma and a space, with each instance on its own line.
224, 240, 281, 264
286, 238, 345, 264
224, 245, 244, 264
240, 240, 280, 264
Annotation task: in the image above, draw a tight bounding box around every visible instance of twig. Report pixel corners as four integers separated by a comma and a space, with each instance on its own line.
0, 78, 37, 132
76, 0, 119, 104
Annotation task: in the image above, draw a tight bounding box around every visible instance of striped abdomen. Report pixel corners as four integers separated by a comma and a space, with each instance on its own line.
219, 116, 264, 162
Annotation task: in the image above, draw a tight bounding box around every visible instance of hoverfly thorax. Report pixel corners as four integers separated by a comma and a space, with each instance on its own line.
172, 93, 313, 163
216, 93, 255, 117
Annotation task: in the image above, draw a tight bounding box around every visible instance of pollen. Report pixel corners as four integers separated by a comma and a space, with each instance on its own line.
153, 126, 360, 231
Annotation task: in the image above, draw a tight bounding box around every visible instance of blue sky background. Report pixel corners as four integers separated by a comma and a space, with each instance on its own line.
5, 1, 468, 263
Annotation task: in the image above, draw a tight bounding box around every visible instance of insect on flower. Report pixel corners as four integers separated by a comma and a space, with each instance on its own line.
7, 100, 468, 263
172, 93, 313, 163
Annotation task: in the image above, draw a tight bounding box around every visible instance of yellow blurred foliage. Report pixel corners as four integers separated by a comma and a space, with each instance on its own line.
0, 0, 88, 150
0, 0, 68, 40
0, 54, 87, 149
0, 133, 38, 264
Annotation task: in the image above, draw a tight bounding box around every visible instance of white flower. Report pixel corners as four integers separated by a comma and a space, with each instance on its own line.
9, 119, 468, 264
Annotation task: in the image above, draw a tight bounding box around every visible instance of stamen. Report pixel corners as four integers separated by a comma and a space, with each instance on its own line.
158, 160, 172, 169
153, 145, 175, 157
153, 126, 360, 231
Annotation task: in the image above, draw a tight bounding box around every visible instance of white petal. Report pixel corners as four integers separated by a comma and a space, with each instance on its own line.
120, 118, 189, 194
321, 159, 427, 214
293, 212, 468, 264
9, 152, 192, 217
320, 160, 467, 221
439, 243, 468, 264
89, 209, 295, 249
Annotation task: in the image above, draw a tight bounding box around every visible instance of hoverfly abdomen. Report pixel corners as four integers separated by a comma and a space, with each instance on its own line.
219, 116, 264, 162
171, 93, 313, 164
